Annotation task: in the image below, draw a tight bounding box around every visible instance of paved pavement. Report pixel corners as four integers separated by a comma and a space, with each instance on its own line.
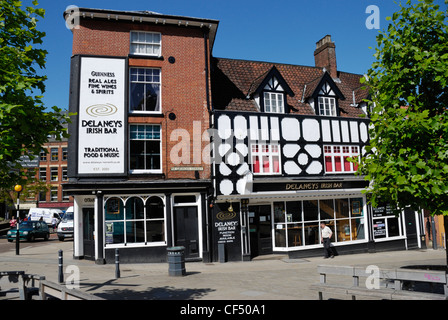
0, 238, 446, 301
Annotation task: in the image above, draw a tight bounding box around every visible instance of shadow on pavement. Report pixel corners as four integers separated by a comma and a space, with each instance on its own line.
93, 285, 215, 300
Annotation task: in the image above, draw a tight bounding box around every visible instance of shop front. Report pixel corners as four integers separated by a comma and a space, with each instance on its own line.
212, 178, 426, 262
66, 181, 211, 264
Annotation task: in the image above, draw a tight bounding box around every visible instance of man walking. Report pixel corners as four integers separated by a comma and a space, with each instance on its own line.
320, 221, 334, 259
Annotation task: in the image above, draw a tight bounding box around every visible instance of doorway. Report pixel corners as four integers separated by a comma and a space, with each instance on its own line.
404, 208, 419, 249
82, 207, 95, 260
174, 206, 199, 260
249, 205, 273, 257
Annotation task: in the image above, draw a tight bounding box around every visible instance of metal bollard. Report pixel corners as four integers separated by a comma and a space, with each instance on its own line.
115, 248, 120, 279
58, 250, 63, 284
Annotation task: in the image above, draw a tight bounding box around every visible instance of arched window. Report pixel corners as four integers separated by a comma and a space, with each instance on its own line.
104, 195, 165, 246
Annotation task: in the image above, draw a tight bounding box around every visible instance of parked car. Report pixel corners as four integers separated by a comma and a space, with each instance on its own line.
7, 221, 50, 242
57, 207, 74, 241
27, 208, 62, 226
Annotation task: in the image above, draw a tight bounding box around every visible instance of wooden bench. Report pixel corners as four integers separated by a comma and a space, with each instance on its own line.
310, 265, 448, 300
0, 271, 103, 300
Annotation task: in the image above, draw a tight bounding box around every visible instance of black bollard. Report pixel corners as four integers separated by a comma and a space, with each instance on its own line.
58, 250, 64, 284
115, 248, 120, 279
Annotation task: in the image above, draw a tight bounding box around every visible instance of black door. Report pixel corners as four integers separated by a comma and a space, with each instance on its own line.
404, 208, 418, 249
83, 208, 95, 260
174, 206, 199, 260
249, 205, 273, 258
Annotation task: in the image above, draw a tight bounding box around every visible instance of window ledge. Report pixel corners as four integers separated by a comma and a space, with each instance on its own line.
128, 54, 164, 61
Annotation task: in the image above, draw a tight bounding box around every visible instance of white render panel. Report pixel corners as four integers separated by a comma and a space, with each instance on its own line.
350, 121, 360, 143
298, 153, 309, 165
218, 115, 232, 139
233, 115, 248, 140
284, 161, 302, 175
219, 179, 234, 195
236, 162, 250, 175
302, 118, 320, 142
219, 162, 232, 176
305, 144, 322, 158
226, 152, 241, 166
218, 143, 231, 157
341, 121, 350, 142
235, 143, 248, 157
260, 116, 269, 141
322, 119, 332, 142
270, 117, 280, 141
283, 144, 301, 158
306, 160, 323, 174
360, 122, 368, 142
331, 120, 341, 142
249, 116, 259, 140
281, 117, 300, 141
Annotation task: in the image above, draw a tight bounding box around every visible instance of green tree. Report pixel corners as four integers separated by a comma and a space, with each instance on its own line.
0, 0, 69, 192
359, 0, 448, 265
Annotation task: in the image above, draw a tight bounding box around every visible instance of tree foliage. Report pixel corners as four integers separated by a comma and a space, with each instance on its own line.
359, 0, 448, 216
0, 0, 69, 191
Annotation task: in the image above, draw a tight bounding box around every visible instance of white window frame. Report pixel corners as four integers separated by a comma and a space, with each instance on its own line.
104, 195, 167, 248
129, 67, 162, 114
263, 92, 285, 113
250, 142, 281, 175
130, 31, 161, 57
129, 124, 162, 174
318, 96, 337, 116
324, 145, 360, 174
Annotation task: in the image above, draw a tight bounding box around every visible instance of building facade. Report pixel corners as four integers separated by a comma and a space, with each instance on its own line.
209, 35, 427, 261
63, 8, 429, 264
63, 8, 217, 263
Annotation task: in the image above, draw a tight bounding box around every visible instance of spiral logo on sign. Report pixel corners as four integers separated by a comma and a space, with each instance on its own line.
86, 104, 117, 117
216, 211, 237, 221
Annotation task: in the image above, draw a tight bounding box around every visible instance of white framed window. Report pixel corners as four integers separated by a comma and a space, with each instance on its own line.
318, 96, 337, 116
129, 68, 161, 113
105, 195, 166, 246
129, 124, 161, 173
251, 143, 281, 175
324, 145, 359, 173
264, 92, 285, 113
130, 31, 161, 56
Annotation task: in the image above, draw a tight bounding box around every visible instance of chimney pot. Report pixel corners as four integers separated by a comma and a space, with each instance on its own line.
314, 35, 337, 78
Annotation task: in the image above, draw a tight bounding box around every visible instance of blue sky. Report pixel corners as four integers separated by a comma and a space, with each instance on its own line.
23, 0, 445, 110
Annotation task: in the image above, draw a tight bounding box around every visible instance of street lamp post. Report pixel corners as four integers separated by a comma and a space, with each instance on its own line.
14, 185, 22, 255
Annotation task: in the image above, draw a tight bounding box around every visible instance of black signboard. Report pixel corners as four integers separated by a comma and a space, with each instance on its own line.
252, 180, 369, 193
212, 202, 241, 262
372, 203, 393, 217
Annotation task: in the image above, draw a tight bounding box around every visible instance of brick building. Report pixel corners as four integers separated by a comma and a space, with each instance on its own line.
63, 8, 430, 264
63, 8, 217, 263
36, 134, 73, 210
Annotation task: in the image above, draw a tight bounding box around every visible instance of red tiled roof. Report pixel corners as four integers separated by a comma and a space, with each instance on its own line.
211, 57, 369, 118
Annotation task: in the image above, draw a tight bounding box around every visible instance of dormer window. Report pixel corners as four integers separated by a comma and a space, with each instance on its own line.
318, 96, 336, 116
263, 77, 285, 113
305, 72, 345, 117
248, 66, 294, 114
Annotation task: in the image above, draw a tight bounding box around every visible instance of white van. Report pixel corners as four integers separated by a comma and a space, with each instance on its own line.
27, 208, 62, 226
57, 206, 74, 241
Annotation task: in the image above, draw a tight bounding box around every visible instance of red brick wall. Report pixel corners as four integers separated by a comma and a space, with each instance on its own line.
72, 18, 211, 180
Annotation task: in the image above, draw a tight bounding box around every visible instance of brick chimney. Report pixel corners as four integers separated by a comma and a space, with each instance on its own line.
314, 35, 337, 78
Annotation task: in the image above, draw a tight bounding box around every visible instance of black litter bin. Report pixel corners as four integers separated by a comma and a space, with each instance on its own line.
167, 246, 186, 276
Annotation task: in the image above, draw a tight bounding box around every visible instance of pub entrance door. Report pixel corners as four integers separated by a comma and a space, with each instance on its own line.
174, 206, 200, 260
82, 207, 95, 260
404, 208, 419, 249
248, 205, 273, 258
